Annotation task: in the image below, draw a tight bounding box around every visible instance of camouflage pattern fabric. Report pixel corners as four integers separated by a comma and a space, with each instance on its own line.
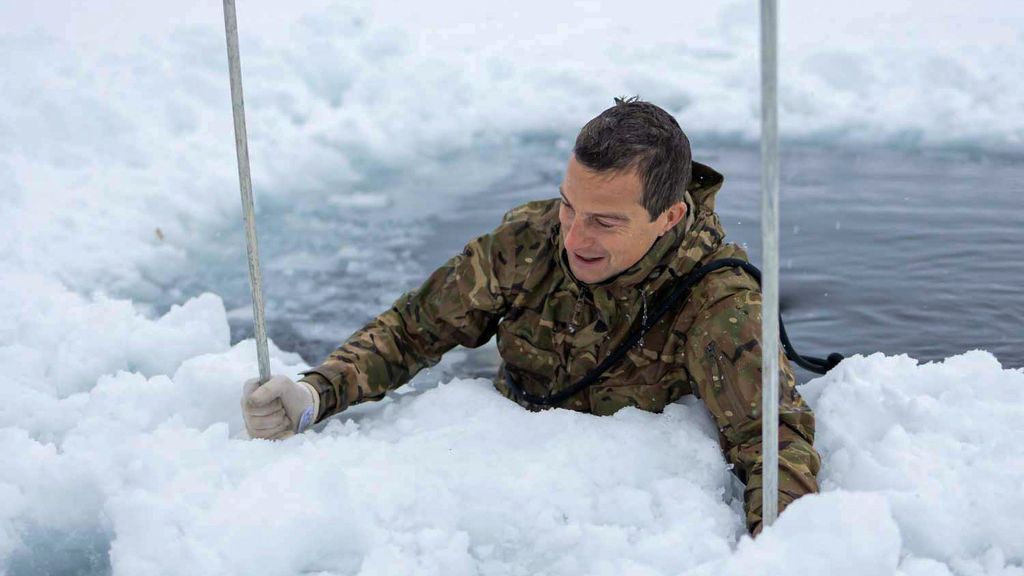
300, 162, 821, 532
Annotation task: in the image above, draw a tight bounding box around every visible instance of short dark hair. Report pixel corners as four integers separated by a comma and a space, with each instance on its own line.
573, 96, 692, 220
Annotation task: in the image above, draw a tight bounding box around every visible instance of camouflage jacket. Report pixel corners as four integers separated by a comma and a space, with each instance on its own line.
301, 162, 821, 532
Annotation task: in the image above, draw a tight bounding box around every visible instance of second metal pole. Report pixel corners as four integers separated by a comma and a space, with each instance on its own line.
223, 0, 271, 383
760, 0, 781, 529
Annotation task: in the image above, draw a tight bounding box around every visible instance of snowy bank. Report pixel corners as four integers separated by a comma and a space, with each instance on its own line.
2, 284, 1022, 574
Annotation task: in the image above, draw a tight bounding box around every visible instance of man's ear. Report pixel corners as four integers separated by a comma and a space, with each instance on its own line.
658, 202, 688, 235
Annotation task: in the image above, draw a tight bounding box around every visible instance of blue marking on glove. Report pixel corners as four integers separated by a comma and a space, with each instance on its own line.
297, 406, 315, 433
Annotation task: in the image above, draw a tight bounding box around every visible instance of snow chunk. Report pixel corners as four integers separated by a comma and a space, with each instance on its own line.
102, 381, 740, 575
805, 351, 1024, 573
0, 273, 229, 398
0, 273, 239, 444
685, 491, 901, 576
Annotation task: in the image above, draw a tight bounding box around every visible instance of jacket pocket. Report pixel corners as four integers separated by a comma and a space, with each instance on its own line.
705, 341, 750, 428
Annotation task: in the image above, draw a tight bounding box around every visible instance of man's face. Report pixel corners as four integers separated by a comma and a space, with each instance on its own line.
559, 155, 687, 284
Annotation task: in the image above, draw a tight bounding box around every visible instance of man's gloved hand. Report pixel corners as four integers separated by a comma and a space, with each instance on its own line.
241, 375, 320, 440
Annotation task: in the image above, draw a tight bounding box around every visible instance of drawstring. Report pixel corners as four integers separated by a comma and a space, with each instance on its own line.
638, 287, 648, 348
569, 288, 587, 334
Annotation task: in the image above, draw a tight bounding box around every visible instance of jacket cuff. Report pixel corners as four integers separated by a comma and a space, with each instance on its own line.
743, 461, 819, 533
297, 380, 321, 426
299, 366, 350, 422
743, 486, 798, 534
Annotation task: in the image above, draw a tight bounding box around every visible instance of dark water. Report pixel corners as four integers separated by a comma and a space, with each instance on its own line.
216, 143, 1023, 382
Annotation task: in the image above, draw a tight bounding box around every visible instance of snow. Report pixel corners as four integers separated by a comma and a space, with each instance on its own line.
2, 281, 1022, 574
2, 0, 1023, 295
803, 352, 1024, 574
2, 1, 1023, 574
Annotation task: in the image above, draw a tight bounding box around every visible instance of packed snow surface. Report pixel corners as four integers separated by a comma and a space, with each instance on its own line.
1, 286, 1022, 575
2, 1, 1023, 574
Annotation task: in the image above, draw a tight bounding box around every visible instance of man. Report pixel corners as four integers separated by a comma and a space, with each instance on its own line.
241, 97, 821, 535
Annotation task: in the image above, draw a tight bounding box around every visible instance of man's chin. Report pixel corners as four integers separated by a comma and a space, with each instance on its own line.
569, 261, 612, 284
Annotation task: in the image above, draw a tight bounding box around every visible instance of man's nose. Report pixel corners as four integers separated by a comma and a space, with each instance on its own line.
563, 216, 591, 252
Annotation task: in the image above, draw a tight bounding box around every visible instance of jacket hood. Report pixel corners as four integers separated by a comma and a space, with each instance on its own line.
688, 161, 725, 215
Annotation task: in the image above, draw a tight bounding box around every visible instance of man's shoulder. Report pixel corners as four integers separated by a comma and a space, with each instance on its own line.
689, 242, 762, 310
488, 198, 560, 257
499, 198, 560, 228
473, 199, 560, 291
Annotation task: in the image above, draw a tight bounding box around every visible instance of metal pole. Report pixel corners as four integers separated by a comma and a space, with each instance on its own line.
223, 0, 271, 383
759, 0, 781, 528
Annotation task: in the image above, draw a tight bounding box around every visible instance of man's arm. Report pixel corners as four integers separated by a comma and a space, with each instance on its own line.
300, 230, 512, 422
683, 271, 821, 534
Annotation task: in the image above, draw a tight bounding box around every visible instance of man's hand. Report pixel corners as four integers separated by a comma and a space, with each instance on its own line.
241, 375, 319, 440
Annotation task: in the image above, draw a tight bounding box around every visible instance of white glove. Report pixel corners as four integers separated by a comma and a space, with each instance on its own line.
241, 375, 320, 440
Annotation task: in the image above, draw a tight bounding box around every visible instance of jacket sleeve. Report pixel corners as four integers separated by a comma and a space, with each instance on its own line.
299, 229, 512, 422
683, 269, 821, 533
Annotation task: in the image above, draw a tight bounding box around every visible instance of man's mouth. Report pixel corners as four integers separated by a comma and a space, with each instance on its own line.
571, 252, 606, 267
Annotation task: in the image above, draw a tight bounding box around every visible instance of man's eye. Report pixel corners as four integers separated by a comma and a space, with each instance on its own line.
595, 218, 615, 229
